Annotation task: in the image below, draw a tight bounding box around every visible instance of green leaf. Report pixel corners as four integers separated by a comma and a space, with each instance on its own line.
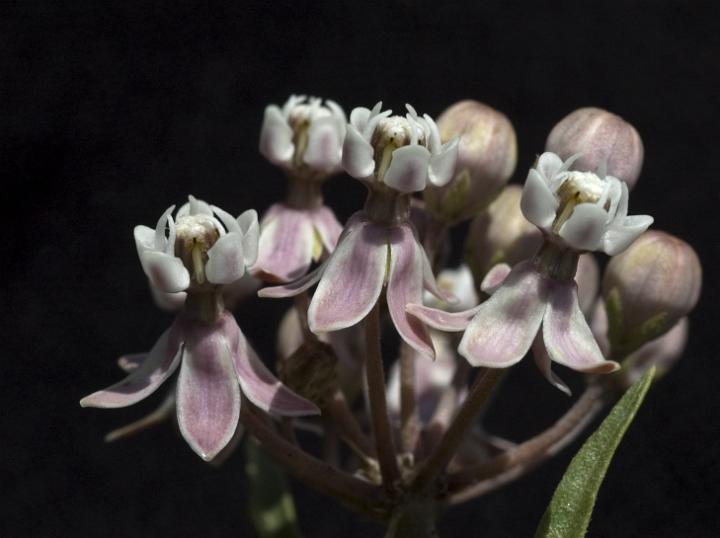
244, 437, 303, 538
535, 368, 655, 538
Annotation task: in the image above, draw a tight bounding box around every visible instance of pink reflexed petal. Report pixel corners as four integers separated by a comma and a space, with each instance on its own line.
176, 322, 241, 461
141, 250, 190, 293
257, 264, 325, 298
480, 263, 512, 295
308, 219, 387, 332
233, 328, 319, 416
259, 104, 294, 166
559, 203, 608, 252
310, 206, 343, 253
543, 279, 619, 374
406, 303, 481, 331
384, 144, 431, 193
531, 335, 571, 396
342, 124, 375, 178
304, 116, 342, 173
386, 225, 434, 358
206, 232, 245, 285
254, 205, 315, 283
428, 138, 459, 187
521, 168, 558, 230
420, 241, 458, 304
589, 300, 611, 356
80, 325, 182, 408
458, 262, 547, 368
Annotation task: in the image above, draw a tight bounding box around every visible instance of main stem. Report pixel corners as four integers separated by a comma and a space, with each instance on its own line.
365, 302, 401, 495
411, 368, 503, 492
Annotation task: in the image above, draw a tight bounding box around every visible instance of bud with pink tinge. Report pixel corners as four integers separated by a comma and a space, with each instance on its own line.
602, 230, 701, 357
425, 100, 517, 223
546, 107, 644, 190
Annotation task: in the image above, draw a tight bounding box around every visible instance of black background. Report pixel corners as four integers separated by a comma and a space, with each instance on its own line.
3, 1, 719, 536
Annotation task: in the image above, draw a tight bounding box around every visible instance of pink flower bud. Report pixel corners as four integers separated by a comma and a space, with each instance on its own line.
464, 185, 541, 284
424, 100, 517, 223
602, 230, 701, 356
545, 107, 644, 190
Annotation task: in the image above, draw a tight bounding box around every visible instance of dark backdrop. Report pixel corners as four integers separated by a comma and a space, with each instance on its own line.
3, 1, 719, 537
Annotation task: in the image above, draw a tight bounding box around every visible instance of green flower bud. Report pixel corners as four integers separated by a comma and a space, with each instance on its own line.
424, 100, 517, 223
545, 107, 644, 189
464, 185, 542, 286
602, 230, 701, 357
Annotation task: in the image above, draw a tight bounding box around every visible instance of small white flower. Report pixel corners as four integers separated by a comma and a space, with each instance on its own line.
134, 195, 259, 293
259, 95, 346, 175
520, 152, 653, 255
342, 102, 459, 193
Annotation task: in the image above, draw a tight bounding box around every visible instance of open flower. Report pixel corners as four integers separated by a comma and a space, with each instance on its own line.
259, 213, 453, 358
520, 152, 652, 255
82, 199, 318, 460
342, 102, 459, 193
259, 95, 346, 176
406, 154, 653, 390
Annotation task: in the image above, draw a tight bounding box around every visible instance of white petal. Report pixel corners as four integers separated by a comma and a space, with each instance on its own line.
559, 203, 608, 252
384, 145, 431, 193
342, 124, 375, 178
349, 106, 372, 131
259, 105, 294, 166
537, 152, 564, 181
238, 209, 260, 267
141, 250, 190, 293
603, 215, 653, 256
521, 168, 558, 230
206, 232, 245, 285
428, 138, 459, 187
304, 116, 343, 173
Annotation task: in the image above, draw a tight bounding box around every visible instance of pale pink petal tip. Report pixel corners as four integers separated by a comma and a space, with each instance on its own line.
257, 264, 324, 298
406, 303, 478, 332
254, 206, 315, 283
458, 262, 546, 368
480, 263, 512, 295
532, 336, 572, 396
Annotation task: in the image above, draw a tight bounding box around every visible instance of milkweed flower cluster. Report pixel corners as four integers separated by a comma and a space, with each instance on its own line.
81, 95, 701, 531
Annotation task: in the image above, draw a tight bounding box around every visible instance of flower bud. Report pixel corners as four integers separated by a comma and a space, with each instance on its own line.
545, 107, 644, 189
602, 230, 701, 356
424, 100, 517, 223
464, 185, 542, 285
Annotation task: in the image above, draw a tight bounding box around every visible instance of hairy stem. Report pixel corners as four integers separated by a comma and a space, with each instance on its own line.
365, 302, 401, 495
325, 388, 376, 459
411, 368, 503, 492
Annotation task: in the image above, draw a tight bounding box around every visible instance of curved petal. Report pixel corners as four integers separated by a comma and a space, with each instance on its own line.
543, 279, 619, 373
419, 237, 459, 305
458, 262, 547, 368
342, 124, 375, 178
537, 152, 564, 182
259, 104, 294, 166
80, 325, 182, 408
304, 116, 342, 173
176, 322, 241, 461
603, 215, 653, 256
254, 206, 315, 283
238, 209, 260, 267
521, 168, 558, 230
134, 225, 156, 256
406, 303, 480, 332
428, 138, 459, 187
233, 328, 319, 416
531, 335, 572, 396
387, 225, 434, 358
140, 250, 190, 293
559, 203, 609, 252
257, 263, 325, 298
349, 106, 372, 131
308, 219, 387, 332
206, 232, 245, 285
480, 263, 512, 295
384, 144, 431, 193
310, 206, 343, 254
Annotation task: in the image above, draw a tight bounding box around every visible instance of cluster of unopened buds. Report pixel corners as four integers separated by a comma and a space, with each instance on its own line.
82, 96, 702, 532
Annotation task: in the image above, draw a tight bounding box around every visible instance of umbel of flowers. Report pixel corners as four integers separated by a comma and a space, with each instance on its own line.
81, 97, 702, 536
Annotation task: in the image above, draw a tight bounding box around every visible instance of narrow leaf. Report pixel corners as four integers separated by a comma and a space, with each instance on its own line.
244, 437, 303, 538
535, 367, 655, 538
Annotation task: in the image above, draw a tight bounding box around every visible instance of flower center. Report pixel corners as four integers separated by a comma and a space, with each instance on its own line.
371, 116, 426, 182
552, 171, 609, 232
175, 215, 221, 285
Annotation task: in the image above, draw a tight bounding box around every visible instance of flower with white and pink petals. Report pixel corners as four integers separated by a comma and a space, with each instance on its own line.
343, 102, 459, 193
81, 198, 318, 461
259, 103, 459, 358
407, 153, 653, 391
